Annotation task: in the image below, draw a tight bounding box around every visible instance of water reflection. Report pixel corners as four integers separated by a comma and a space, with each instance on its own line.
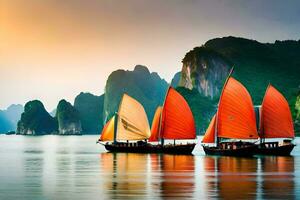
202, 156, 295, 199
260, 156, 295, 199
100, 153, 149, 199
0, 136, 298, 199
160, 155, 195, 198
99, 152, 297, 199
217, 157, 257, 199
99, 153, 195, 199
23, 156, 44, 198
202, 156, 218, 198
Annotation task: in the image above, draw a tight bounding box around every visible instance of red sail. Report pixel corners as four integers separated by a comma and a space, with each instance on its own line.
217, 77, 258, 139
149, 106, 162, 142
260, 85, 294, 138
161, 87, 196, 139
202, 114, 216, 143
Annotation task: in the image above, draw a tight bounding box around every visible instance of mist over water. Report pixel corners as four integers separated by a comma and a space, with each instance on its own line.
0, 135, 299, 199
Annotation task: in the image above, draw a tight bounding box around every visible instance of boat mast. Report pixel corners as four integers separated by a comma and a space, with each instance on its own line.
113, 113, 118, 144
158, 86, 171, 146
214, 67, 234, 146
114, 94, 126, 144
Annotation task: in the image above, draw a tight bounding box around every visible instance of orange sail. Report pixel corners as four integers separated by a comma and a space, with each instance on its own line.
260, 85, 294, 138
160, 87, 196, 139
202, 114, 216, 143
99, 116, 115, 141
149, 106, 162, 142
217, 77, 258, 139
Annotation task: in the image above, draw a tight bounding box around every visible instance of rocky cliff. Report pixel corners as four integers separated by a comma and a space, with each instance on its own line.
104, 65, 168, 124
56, 100, 81, 135
179, 47, 231, 99
74, 92, 104, 134
204, 37, 300, 106
17, 100, 58, 135
176, 36, 300, 134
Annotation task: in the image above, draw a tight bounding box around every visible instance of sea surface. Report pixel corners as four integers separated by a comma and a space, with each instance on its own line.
0, 135, 299, 200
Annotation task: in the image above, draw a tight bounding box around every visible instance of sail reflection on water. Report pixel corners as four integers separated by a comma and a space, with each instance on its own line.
160, 155, 195, 198
99, 153, 196, 199
217, 157, 257, 199
99, 152, 296, 199
203, 156, 257, 199
99, 153, 149, 199
202, 156, 218, 198
260, 156, 295, 199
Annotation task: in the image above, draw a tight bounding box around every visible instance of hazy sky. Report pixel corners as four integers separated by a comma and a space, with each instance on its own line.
1, 0, 300, 111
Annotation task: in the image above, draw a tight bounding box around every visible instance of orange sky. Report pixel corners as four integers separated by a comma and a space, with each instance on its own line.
1, 0, 299, 111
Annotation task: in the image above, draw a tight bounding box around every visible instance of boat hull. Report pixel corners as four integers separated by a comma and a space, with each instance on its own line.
103, 143, 196, 155
202, 144, 258, 157
255, 143, 295, 156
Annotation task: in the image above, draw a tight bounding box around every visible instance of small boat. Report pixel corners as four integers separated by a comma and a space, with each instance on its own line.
97, 93, 152, 152
256, 84, 295, 156
201, 69, 259, 156
147, 86, 197, 154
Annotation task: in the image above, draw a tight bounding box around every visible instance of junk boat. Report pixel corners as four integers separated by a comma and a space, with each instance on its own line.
147, 87, 197, 154
97, 93, 152, 153
256, 84, 295, 156
201, 69, 259, 156
97, 87, 197, 154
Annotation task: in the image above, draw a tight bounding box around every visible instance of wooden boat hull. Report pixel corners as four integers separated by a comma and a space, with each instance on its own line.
103, 143, 196, 155
255, 143, 295, 156
202, 144, 258, 157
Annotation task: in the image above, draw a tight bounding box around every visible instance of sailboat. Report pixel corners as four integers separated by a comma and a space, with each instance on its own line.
98, 87, 196, 154
97, 93, 151, 153
201, 69, 259, 156
256, 84, 295, 155
148, 86, 197, 154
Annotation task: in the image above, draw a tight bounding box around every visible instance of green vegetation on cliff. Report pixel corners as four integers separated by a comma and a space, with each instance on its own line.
176, 87, 217, 134
56, 100, 81, 135
74, 92, 104, 134
104, 65, 168, 124
180, 36, 300, 134
204, 37, 300, 110
17, 100, 58, 135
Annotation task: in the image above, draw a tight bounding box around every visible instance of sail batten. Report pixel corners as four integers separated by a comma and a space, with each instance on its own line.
217, 77, 258, 139
160, 87, 196, 140
260, 85, 294, 138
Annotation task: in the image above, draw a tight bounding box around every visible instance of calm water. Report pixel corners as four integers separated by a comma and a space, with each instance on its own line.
0, 135, 299, 200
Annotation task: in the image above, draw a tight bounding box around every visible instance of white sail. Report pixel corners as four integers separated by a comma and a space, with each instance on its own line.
116, 94, 151, 141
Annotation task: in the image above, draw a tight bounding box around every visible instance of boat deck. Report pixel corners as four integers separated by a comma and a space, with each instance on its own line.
102, 142, 196, 154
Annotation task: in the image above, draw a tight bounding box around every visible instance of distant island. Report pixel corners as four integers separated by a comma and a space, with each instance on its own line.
0, 104, 24, 133
1, 36, 299, 135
